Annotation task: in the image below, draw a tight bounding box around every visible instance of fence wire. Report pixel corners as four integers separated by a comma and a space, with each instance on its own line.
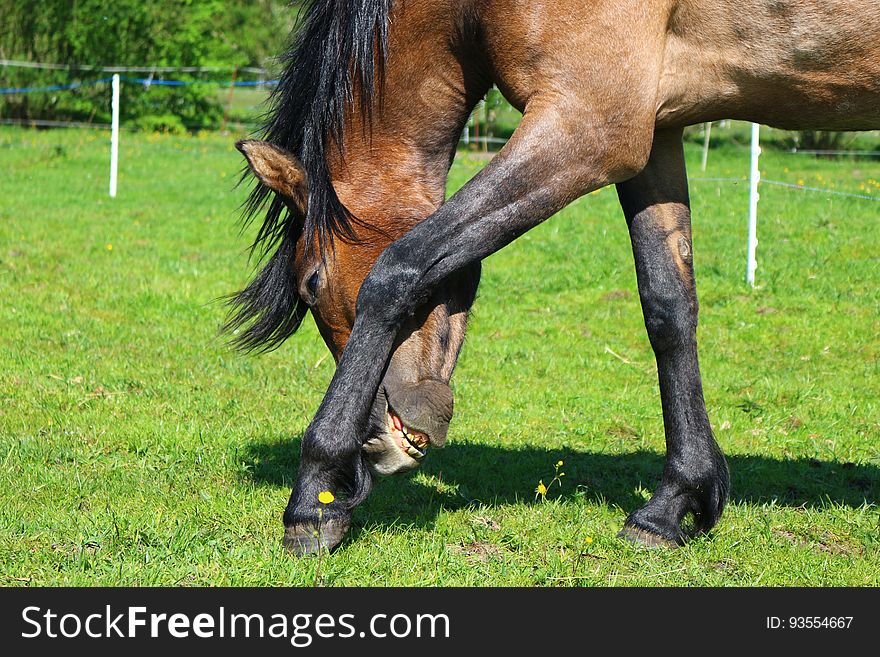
2, 66, 878, 205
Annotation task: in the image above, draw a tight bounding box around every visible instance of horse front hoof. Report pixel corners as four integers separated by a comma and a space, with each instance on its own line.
618, 523, 680, 549
283, 518, 350, 556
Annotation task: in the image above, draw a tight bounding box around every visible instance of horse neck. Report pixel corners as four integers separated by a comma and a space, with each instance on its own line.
330, 0, 490, 234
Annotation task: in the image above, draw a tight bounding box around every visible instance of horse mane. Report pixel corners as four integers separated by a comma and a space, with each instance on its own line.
226, 0, 393, 352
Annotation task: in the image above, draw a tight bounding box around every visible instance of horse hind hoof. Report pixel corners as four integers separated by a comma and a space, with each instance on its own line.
283, 518, 350, 556
618, 524, 681, 549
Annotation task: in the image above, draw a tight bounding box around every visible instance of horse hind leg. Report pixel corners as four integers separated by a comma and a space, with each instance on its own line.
615, 128, 730, 547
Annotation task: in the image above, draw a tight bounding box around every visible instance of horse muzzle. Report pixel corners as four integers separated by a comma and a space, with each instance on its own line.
362, 379, 453, 476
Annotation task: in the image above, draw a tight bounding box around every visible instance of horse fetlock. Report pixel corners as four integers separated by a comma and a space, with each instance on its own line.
621, 455, 729, 548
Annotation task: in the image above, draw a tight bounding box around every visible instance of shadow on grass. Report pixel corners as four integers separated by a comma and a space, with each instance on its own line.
240, 436, 878, 535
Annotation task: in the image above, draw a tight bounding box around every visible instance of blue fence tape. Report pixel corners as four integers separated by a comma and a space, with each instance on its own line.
121, 76, 278, 88
0, 76, 277, 94
0, 77, 114, 94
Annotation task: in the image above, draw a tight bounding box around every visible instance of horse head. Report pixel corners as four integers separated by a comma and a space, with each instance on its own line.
234, 139, 480, 478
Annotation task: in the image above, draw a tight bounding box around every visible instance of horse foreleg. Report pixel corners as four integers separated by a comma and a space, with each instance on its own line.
283, 99, 654, 554
616, 128, 730, 546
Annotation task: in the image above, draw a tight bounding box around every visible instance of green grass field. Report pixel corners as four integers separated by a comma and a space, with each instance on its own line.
1, 125, 878, 586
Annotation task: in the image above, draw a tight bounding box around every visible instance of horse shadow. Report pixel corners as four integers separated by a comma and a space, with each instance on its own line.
240, 435, 878, 537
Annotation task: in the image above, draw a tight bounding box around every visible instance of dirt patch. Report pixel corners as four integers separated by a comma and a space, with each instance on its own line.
773, 528, 853, 555
447, 541, 504, 562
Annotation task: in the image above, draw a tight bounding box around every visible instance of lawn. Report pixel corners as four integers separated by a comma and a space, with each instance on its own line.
1, 125, 878, 586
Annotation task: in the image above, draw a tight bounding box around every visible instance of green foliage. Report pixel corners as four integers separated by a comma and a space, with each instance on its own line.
796, 131, 845, 151
0, 125, 878, 585
132, 113, 188, 135
0, 0, 292, 129
684, 122, 880, 156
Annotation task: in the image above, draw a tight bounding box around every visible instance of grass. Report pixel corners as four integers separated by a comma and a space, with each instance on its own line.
1, 125, 878, 586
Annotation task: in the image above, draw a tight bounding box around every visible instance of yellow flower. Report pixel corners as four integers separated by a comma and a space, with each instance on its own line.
585, 536, 593, 544
535, 481, 547, 497
106, 243, 113, 251
556, 460, 564, 468
318, 491, 335, 505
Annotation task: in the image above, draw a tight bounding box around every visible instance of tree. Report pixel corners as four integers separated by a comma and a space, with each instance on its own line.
796, 131, 846, 154
0, 0, 293, 128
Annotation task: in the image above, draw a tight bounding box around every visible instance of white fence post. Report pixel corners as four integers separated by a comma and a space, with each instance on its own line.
701, 121, 712, 172
746, 123, 760, 287
109, 73, 120, 198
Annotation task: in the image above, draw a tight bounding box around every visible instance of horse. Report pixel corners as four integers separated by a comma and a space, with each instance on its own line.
227, 0, 880, 554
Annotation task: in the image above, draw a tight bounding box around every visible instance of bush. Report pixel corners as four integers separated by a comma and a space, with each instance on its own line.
132, 113, 188, 135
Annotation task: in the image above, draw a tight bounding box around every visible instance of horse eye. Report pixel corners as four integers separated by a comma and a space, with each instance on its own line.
305, 270, 320, 304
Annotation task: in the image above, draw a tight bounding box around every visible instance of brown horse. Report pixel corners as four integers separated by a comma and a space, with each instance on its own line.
227, 0, 880, 554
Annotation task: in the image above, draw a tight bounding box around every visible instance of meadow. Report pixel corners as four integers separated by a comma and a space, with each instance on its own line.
0, 125, 878, 586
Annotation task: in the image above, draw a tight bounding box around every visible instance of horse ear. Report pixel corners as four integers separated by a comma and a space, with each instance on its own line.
236, 140, 308, 214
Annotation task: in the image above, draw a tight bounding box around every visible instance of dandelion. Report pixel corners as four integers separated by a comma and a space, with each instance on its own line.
585, 536, 593, 544
106, 243, 113, 251
534, 458, 566, 502
318, 491, 335, 505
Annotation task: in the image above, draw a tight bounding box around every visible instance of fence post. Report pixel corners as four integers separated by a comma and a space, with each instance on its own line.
746, 123, 760, 287
701, 121, 712, 172
109, 73, 120, 198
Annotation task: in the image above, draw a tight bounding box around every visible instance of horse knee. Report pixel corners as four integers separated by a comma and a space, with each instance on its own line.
356, 242, 425, 324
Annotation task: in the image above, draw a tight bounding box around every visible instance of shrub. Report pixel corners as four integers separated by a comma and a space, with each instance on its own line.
132, 113, 188, 135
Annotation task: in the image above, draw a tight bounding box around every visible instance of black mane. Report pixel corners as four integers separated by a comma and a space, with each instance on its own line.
226, 0, 393, 352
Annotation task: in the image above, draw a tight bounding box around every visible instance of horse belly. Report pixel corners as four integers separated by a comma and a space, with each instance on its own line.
657, 0, 880, 130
